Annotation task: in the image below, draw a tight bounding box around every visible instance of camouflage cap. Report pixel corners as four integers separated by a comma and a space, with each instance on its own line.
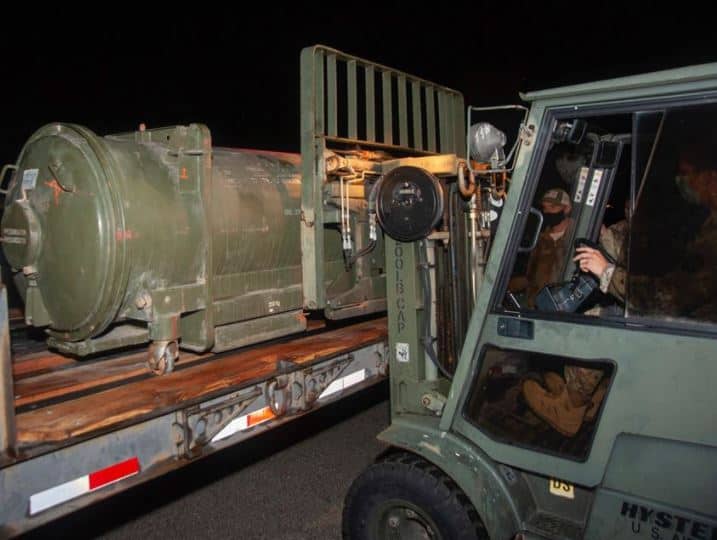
541, 188, 571, 207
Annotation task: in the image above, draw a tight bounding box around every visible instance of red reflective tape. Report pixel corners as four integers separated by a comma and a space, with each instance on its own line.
88, 457, 140, 490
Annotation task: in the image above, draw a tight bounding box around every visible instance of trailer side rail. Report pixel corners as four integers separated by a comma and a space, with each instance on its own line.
0, 290, 387, 537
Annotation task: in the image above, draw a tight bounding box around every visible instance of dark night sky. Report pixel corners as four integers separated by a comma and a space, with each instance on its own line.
2, 4, 716, 163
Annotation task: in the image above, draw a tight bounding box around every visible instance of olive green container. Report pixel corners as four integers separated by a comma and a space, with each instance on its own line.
1, 123, 385, 372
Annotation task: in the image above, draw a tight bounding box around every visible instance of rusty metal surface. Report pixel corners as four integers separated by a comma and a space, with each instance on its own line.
14, 318, 386, 445
11, 320, 327, 408
13, 350, 204, 409
12, 351, 77, 380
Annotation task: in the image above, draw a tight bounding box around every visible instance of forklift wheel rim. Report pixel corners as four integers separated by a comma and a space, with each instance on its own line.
372, 498, 441, 540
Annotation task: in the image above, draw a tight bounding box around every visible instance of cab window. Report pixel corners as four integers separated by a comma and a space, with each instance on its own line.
500, 101, 717, 331
627, 104, 717, 325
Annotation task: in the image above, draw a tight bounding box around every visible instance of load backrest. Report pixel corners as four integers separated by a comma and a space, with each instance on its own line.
300, 44, 465, 309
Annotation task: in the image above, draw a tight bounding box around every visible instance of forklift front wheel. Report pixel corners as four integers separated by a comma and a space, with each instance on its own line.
342, 452, 487, 540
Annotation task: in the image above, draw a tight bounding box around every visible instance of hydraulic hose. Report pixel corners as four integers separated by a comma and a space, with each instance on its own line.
419, 241, 453, 381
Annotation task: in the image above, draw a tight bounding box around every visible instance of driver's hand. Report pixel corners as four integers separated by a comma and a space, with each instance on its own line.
573, 246, 610, 277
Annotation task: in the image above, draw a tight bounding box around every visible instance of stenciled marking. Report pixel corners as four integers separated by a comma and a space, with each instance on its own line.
22, 169, 38, 190
394, 244, 406, 334
396, 342, 410, 363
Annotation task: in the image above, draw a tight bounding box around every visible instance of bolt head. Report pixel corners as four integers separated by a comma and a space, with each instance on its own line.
135, 292, 152, 310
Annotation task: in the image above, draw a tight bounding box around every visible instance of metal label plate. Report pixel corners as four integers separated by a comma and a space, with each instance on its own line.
22, 169, 38, 191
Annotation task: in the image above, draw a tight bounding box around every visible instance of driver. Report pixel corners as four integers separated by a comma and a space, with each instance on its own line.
574, 152, 717, 321
524, 148, 717, 437
520, 189, 607, 437
522, 188, 574, 307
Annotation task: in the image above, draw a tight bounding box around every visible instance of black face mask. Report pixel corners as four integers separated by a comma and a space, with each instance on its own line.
542, 211, 565, 228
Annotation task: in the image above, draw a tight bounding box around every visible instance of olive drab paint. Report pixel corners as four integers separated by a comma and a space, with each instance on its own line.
372, 61, 717, 538
0, 123, 385, 359
393, 244, 406, 333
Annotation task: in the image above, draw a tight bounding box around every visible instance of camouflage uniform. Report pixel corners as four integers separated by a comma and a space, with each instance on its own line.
629, 211, 717, 322
683, 212, 717, 321
525, 189, 606, 404
599, 220, 628, 301
565, 211, 717, 403
525, 222, 573, 308
525, 220, 605, 402
599, 210, 717, 322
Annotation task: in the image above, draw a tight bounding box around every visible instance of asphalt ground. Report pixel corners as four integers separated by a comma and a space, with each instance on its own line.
20, 383, 390, 540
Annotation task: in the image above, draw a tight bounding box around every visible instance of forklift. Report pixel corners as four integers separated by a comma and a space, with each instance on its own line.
298, 47, 717, 539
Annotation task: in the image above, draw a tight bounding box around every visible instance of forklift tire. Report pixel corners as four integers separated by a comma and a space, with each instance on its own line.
342, 451, 488, 540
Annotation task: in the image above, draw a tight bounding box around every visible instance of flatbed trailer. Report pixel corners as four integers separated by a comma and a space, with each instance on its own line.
0, 43, 462, 538
0, 286, 388, 538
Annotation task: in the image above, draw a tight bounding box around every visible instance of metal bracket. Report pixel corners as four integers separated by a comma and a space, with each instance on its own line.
300, 210, 315, 227
375, 343, 389, 376
175, 387, 262, 459
0, 164, 17, 197
265, 355, 354, 416
519, 123, 536, 147
421, 391, 447, 416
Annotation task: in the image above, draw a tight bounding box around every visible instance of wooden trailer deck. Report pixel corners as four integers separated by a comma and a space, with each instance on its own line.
9, 317, 386, 449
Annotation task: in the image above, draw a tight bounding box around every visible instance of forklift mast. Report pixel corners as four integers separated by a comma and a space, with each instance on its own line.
343, 54, 717, 539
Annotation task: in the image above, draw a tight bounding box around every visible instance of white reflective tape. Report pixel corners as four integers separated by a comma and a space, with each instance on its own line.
320, 379, 344, 398
211, 406, 275, 443
212, 371, 369, 443
29, 476, 90, 515
343, 368, 367, 388
212, 415, 249, 443
320, 369, 367, 399
29, 458, 140, 515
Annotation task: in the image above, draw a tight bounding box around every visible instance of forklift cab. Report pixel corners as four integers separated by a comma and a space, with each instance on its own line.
334, 53, 717, 540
